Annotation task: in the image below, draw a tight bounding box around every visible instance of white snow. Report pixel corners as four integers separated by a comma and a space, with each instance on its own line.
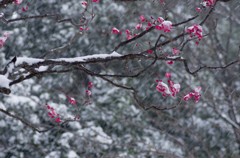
0, 102, 6, 110
11, 12, 19, 19
67, 150, 79, 158
58, 132, 74, 148
30, 114, 40, 124
167, 56, 183, 59
33, 133, 41, 144
92, 126, 113, 144
48, 103, 72, 118
35, 66, 48, 72
77, 126, 113, 145
130, 105, 140, 115
0, 120, 6, 127
54, 52, 121, 63
45, 151, 61, 158
5, 94, 37, 108
111, 51, 120, 56
0, 75, 10, 88
221, 113, 240, 129
68, 122, 82, 130
15, 52, 121, 66
6, 62, 15, 77
15, 57, 43, 66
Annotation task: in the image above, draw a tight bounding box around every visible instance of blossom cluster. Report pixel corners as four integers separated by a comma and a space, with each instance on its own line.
112, 15, 173, 40
45, 81, 94, 123
66, 82, 93, 106
86, 81, 93, 96
155, 17, 172, 33
138, 15, 173, 32
156, 73, 180, 97
67, 96, 77, 105
196, 0, 215, 12
172, 48, 180, 56
183, 87, 201, 103
46, 104, 61, 123
156, 73, 202, 103
186, 24, 203, 45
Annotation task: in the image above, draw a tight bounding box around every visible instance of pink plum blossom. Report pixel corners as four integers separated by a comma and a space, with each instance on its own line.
112, 27, 120, 34
81, 1, 88, 8
183, 87, 202, 103
14, 0, 23, 5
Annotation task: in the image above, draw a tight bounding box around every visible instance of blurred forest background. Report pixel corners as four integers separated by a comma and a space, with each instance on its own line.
1, 0, 240, 157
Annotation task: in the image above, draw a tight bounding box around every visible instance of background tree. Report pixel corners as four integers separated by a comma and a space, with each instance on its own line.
0, 0, 240, 157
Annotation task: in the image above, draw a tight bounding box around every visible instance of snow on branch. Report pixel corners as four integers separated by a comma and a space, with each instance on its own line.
0, 52, 122, 94
0, 75, 10, 88
0, 74, 11, 94
15, 51, 121, 66
0, 48, 239, 96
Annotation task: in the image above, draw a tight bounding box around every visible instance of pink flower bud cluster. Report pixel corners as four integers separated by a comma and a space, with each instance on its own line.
156, 73, 180, 97
186, 24, 203, 45
183, 87, 201, 103
156, 73, 202, 103
46, 104, 61, 123
112, 15, 173, 40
